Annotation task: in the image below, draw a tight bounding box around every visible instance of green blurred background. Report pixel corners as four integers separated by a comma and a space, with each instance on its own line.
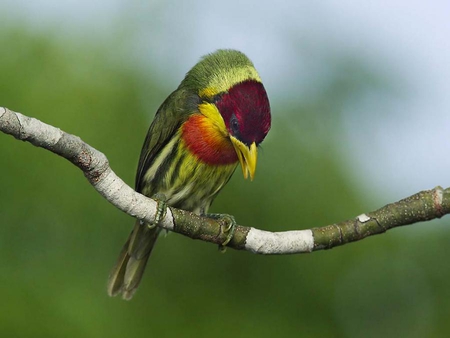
1, 2, 449, 337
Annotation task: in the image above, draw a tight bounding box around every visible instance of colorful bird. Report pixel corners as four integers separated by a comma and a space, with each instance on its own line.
107, 49, 271, 300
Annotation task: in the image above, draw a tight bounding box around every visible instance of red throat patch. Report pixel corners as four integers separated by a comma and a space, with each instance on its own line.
181, 114, 238, 165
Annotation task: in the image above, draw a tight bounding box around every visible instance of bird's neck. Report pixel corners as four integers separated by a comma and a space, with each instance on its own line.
181, 108, 238, 165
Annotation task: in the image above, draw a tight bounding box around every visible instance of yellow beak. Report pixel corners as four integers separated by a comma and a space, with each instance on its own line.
230, 137, 258, 181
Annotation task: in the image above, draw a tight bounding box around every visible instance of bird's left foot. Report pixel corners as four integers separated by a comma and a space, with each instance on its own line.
147, 193, 168, 229
205, 213, 236, 252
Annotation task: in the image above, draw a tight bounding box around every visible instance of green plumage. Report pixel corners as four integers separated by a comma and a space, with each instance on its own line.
181, 49, 260, 94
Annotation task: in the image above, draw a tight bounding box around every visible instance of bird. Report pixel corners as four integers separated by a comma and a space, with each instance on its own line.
107, 49, 271, 300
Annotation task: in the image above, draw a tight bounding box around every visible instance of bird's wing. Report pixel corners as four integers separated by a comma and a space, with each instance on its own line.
135, 88, 199, 192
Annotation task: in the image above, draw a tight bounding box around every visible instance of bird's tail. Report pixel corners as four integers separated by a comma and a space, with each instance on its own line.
107, 220, 160, 300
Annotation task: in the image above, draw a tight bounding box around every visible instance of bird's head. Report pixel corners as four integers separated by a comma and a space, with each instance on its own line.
181, 49, 271, 180
213, 79, 271, 180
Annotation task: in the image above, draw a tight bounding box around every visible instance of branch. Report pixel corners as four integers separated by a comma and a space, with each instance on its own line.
1, 107, 449, 254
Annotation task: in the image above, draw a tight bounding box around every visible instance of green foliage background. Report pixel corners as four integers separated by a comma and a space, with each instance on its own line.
1, 22, 449, 338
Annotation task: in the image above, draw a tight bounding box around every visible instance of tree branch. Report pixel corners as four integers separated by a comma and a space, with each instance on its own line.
1, 107, 449, 254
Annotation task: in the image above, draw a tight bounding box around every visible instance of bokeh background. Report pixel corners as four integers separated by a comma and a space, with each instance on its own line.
1, 1, 450, 337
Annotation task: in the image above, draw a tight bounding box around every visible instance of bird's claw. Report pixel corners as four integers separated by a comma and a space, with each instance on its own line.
206, 213, 236, 252
148, 193, 167, 229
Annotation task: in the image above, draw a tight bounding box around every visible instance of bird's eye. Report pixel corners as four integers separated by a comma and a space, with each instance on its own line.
212, 94, 222, 103
230, 114, 240, 135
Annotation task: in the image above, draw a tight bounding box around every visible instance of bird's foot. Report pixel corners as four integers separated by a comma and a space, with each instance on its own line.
205, 213, 236, 252
147, 193, 167, 229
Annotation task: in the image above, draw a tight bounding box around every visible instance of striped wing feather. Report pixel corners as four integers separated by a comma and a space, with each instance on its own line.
135, 88, 199, 192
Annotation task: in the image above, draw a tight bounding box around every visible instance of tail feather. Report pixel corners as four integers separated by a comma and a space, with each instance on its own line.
107, 238, 131, 297
107, 221, 160, 300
